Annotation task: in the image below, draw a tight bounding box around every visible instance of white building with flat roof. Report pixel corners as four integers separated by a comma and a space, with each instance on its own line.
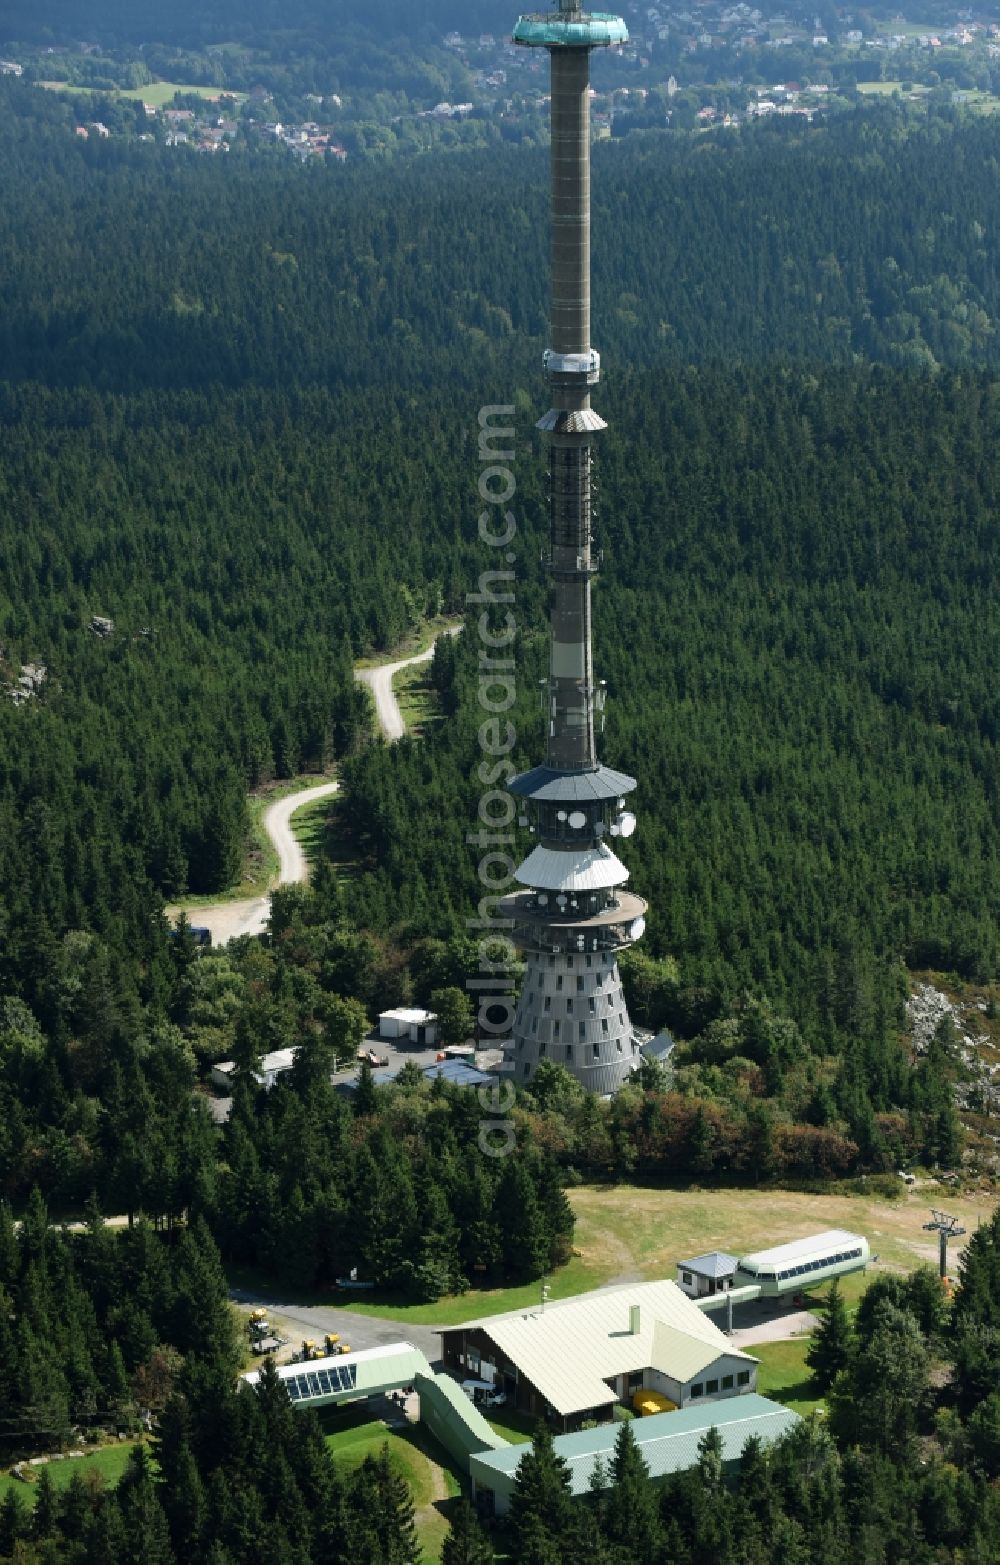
377, 1008, 438, 1045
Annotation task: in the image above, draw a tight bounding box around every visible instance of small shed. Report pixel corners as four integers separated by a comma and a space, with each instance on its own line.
377, 1008, 438, 1046
210, 1046, 296, 1092
676, 1252, 739, 1299
641, 1029, 675, 1065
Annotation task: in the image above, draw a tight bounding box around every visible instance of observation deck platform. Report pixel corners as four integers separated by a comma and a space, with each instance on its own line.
513, 12, 628, 48
500, 889, 646, 930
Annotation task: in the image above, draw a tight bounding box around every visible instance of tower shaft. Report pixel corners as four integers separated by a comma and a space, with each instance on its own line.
546, 44, 598, 771
507, 5, 644, 1096
551, 47, 591, 360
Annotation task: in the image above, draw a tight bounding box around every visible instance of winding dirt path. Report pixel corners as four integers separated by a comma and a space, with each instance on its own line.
173, 629, 458, 944
354, 626, 461, 743
181, 780, 341, 945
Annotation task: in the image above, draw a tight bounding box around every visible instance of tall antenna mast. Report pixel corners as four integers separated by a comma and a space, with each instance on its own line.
503, 4, 646, 1095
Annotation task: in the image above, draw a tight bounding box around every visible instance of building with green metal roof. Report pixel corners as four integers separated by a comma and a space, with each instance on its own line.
468, 1393, 800, 1516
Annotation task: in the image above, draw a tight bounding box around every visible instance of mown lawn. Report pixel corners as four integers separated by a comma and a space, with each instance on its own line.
752, 1338, 823, 1416
0, 1442, 139, 1508
566, 1181, 995, 1281
484, 1406, 535, 1445
327, 1254, 612, 1328
321, 1407, 461, 1562
38, 80, 246, 105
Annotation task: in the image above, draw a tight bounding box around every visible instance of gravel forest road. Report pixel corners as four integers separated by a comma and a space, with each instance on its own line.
173, 629, 458, 944
354, 626, 460, 742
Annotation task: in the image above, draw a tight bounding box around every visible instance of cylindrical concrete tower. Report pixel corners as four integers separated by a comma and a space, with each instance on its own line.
505, 4, 646, 1095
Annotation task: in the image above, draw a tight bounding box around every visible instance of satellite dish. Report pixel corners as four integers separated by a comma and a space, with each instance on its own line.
538, 893, 548, 906
595, 821, 606, 837
557, 810, 568, 822
568, 810, 587, 829
617, 811, 637, 838
556, 893, 568, 908
629, 916, 646, 940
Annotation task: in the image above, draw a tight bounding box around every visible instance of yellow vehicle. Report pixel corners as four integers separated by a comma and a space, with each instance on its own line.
324, 1334, 340, 1353
632, 1389, 677, 1417
249, 1308, 268, 1324
337, 1343, 351, 1355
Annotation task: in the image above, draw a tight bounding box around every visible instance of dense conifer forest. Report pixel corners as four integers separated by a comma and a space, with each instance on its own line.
2, 58, 1000, 1560
1, 79, 996, 1179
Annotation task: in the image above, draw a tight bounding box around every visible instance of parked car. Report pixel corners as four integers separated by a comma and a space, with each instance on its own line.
461, 1379, 506, 1408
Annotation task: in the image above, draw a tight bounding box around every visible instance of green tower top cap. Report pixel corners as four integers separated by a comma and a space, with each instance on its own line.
512, 9, 629, 48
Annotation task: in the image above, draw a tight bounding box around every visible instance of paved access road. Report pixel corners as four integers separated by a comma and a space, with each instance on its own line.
354, 626, 461, 743
230, 1286, 442, 1366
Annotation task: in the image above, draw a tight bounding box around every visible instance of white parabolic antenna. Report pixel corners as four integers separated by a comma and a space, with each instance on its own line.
568, 809, 587, 829
629, 915, 646, 940
617, 810, 637, 838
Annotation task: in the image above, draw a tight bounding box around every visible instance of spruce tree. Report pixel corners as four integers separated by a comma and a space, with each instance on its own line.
30, 1464, 58, 1541
353, 1056, 377, 1118
806, 1279, 852, 1391
0, 1491, 26, 1558
605, 1419, 660, 1557
116, 1443, 174, 1565
374, 1442, 420, 1564
441, 1500, 494, 1565
508, 1422, 578, 1565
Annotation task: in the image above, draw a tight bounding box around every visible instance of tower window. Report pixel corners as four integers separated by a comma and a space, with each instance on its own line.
554, 1021, 561, 1038
616, 1040, 623, 1053
592, 1044, 600, 1060
602, 1019, 609, 1034
579, 1022, 586, 1039
566, 1000, 573, 1016
556, 976, 563, 991
589, 998, 596, 1014
531, 1017, 538, 1034
544, 997, 551, 1012
576, 976, 584, 992
566, 956, 573, 970
566, 1045, 572, 1060
539, 1040, 546, 1056
586, 955, 592, 968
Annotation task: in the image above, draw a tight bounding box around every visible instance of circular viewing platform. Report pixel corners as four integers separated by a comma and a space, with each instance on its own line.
512, 13, 629, 48
500, 889, 646, 930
